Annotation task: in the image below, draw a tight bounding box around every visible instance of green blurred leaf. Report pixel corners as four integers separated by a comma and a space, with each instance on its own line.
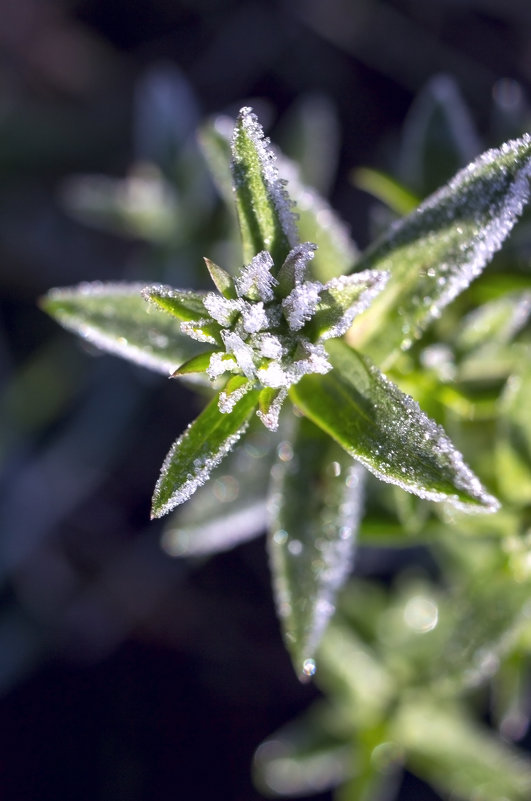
161, 423, 279, 556
496, 370, 531, 505
352, 167, 419, 216
231, 107, 297, 267
393, 699, 531, 801
41, 282, 206, 376
318, 622, 394, 728
349, 134, 531, 367
253, 700, 354, 797
268, 416, 364, 678
290, 339, 498, 513
151, 376, 260, 518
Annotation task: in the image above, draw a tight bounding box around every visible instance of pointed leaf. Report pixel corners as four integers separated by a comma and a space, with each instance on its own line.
352, 167, 419, 215
349, 134, 531, 367
253, 701, 353, 797
142, 284, 208, 321
151, 376, 260, 518
203, 257, 237, 299
171, 350, 215, 377
161, 424, 280, 556
231, 107, 297, 267
41, 282, 206, 375
393, 699, 531, 801
311, 270, 388, 341
198, 115, 235, 208
268, 417, 365, 679
289, 339, 499, 513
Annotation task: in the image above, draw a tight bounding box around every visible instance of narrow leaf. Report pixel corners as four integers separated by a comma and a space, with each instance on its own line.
289, 339, 499, 513
231, 107, 297, 267
203, 257, 237, 298
393, 699, 531, 801
161, 424, 279, 556
151, 375, 260, 518
268, 417, 365, 679
171, 350, 214, 377
142, 284, 208, 321
311, 270, 388, 341
253, 701, 353, 797
352, 167, 419, 215
349, 134, 531, 367
41, 282, 206, 375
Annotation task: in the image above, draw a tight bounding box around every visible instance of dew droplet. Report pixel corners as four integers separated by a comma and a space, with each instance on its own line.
301, 658, 316, 678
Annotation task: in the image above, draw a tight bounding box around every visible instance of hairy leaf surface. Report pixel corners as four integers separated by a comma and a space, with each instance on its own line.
268, 417, 365, 678
350, 134, 531, 367
41, 282, 205, 375
151, 376, 260, 518
290, 340, 499, 512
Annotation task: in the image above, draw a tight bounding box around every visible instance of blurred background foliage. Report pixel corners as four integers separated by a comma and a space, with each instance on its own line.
2, 1, 531, 799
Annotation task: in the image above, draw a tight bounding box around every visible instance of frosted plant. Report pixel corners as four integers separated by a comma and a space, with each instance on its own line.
43, 106, 531, 678
143, 243, 387, 432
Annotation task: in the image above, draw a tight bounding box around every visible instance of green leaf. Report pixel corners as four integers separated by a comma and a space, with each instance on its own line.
142, 285, 208, 322
349, 134, 531, 368
203, 257, 237, 299
393, 699, 531, 801
318, 622, 394, 728
161, 423, 279, 557
198, 116, 235, 209
41, 282, 206, 375
289, 339, 499, 513
268, 416, 365, 678
496, 369, 531, 506
231, 107, 297, 268
310, 270, 388, 341
253, 701, 354, 797
171, 351, 214, 377
352, 167, 419, 216
151, 375, 260, 518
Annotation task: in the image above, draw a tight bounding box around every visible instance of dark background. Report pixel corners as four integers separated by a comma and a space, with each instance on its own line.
1, 1, 531, 799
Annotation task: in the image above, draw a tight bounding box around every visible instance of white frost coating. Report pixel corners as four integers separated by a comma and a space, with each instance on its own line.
241, 300, 269, 333
278, 241, 317, 287
319, 270, 389, 340
179, 319, 218, 344
202, 293, 239, 326
256, 333, 285, 360
282, 281, 323, 331
218, 380, 253, 413
358, 361, 500, 513
256, 388, 288, 431
46, 282, 187, 375
258, 361, 290, 389
221, 330, 255, 378
207, 352, 237, 380
153, 422, 250, 517
233, 107, 298, 248
373, 133, 531, 339
235, 250, 277, 301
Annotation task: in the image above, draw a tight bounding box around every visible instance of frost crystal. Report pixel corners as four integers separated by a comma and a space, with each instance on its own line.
172, 242, 384, 428
233, 108, 298, 250
282, 281, 323, 331
235, 250, 277, 302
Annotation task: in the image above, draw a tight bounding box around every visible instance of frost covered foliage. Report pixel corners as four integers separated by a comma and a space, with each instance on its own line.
43, 105, 531, 680
144, 244, 386, 430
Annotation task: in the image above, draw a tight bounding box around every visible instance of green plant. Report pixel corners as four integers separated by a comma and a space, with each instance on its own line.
42, 107, 531, 679
42, 104, 531, 799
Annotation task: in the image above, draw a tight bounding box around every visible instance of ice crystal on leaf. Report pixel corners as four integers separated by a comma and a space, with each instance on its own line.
153, 241, 387, 432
